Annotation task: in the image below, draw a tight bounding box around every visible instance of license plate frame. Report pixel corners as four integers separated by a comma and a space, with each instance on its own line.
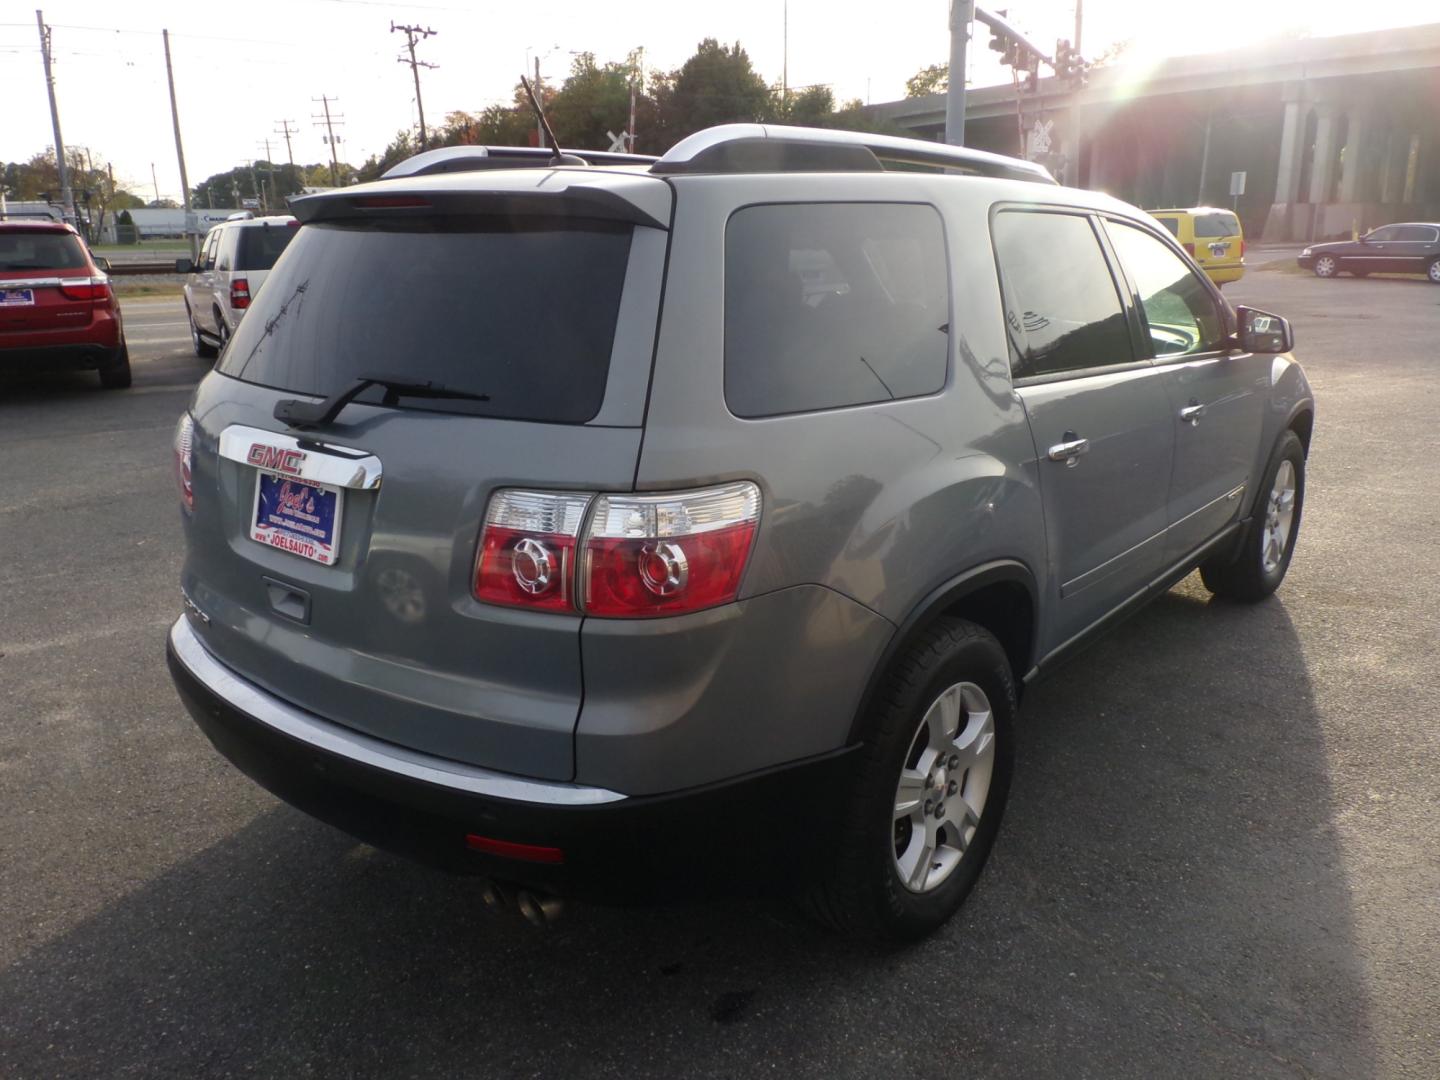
0, 288, 36, 307
249, 470, 344, 566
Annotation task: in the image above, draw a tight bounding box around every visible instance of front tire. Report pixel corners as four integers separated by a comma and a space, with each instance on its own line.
804, 619, 1015, 941
1201, 430, 1305, 602
1313, 255, 1338, 278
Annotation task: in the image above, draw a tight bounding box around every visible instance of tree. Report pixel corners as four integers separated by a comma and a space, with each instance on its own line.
548, 53, 634, 150
778, 85, 835, 127
192, 162, 343, 208
906, 63, 948, 98
652, 39, 773, 146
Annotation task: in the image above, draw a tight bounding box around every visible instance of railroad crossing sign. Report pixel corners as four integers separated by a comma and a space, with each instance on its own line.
607, 130, 628, 152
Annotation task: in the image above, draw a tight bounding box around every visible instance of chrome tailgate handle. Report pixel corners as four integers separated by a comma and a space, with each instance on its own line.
217, 424, 382, 490
1180, 403, 1206, 425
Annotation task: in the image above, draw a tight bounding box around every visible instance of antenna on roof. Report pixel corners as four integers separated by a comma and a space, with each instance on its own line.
519, 74, 571, 165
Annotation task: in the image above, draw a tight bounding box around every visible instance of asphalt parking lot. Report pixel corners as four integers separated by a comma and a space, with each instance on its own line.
2, 268, 1437, 1078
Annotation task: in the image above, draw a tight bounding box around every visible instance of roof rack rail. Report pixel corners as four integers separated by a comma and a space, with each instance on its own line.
649, 124, 1057, 185
382, 145, 659, 180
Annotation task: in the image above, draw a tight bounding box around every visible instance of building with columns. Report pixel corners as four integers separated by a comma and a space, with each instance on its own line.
865, 22, 1440, 242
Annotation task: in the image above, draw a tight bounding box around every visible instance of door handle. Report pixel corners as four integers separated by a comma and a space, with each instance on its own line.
1179, 403, 1206, 425
1047, 434, 1090, 466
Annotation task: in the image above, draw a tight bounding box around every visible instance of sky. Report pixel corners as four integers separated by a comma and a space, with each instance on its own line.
2, 0, 1436, 201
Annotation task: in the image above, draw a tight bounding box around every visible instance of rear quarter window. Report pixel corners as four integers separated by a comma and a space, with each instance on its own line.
724, 202, 950, 418
1154, 217, 1181, 238
1194, 213, 1241, 238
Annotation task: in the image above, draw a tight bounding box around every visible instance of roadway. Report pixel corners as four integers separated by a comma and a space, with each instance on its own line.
1, 275, 1437, 1078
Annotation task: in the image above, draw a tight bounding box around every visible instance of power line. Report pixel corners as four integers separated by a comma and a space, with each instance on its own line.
390, 21, 437, 151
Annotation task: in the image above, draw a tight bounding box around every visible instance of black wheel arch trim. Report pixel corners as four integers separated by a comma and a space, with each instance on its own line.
844, 559, 1038, 744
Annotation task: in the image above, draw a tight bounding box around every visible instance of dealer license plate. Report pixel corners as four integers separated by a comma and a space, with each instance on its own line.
250, 471, 343, 566
0, 288, 35, 306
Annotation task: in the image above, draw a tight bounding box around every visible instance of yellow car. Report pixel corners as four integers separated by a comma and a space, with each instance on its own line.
1150, 207, 1245, 287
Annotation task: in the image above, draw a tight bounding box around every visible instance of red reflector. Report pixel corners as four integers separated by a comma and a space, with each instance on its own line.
352, 196, 432, 209
1183, 242, 1196, 256
465, 834, 565, 864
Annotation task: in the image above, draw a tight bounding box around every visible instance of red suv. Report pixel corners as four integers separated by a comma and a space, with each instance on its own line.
0, 221, 130, 389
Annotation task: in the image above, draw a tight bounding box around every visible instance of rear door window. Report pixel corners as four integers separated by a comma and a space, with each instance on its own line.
991, 209, 1133, 379
1194, 213, 1240, 238
724, 202, 950, 418
218, 216, 632, 424
236, 225, 298, 270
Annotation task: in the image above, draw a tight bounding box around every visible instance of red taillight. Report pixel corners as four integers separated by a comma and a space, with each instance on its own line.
230, 278, 251, 309
1239, 238, 1246, 258
1182, 242, 1196, 256
473, 491, 591, 612
173, 413, 194, 511
473, 482, 763, 618
465, 834, 565, 864
59, 276, 110, 301
582, 483, 761, 618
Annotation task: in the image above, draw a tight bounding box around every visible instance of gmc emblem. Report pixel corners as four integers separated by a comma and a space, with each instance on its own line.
246, 444, 306, 475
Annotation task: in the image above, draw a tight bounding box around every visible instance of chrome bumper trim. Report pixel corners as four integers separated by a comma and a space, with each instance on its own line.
168, 616, 625, 806
217, 424, 383, 491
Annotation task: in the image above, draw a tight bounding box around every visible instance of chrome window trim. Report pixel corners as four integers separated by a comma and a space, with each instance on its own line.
217, 424, 384, 490
169, 617, 627, 806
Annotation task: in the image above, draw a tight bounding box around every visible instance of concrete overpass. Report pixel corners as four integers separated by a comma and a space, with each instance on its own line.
866, 23, 1440, 241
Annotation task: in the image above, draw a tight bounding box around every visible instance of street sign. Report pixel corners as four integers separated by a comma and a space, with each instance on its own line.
606, 129, 627, 152
1229, 171, 1247, 196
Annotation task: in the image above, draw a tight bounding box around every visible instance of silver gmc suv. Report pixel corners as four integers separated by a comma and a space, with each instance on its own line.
165, 126, 1313, 940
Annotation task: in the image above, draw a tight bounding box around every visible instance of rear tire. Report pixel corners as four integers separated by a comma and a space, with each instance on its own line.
803, 618, 1015, 941
98, 342, 132, 390
188, 302, 217, 359
1200, 430, 1305, 602
1427, 258, 1440, 284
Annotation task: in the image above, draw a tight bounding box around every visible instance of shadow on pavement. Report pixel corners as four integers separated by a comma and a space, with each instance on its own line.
0, 580, 1376, 1079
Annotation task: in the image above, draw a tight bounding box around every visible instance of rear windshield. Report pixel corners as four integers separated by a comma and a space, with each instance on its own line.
0, 231, 87, 271
1154, 217, 1181, 238
236, 224, 298, 271
1194, 213, 1240, 238
219, 217, 633, 424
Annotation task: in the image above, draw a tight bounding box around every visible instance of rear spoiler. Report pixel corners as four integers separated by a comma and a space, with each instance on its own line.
289, 186, 668, 231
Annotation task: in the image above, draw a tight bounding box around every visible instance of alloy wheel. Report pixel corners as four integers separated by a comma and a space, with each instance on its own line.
1262, 459, 1297, 575
892, 681, 996, 894
1314, 256, 1336, 278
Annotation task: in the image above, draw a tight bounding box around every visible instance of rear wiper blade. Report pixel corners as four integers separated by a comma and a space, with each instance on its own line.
273, 373, 490, 429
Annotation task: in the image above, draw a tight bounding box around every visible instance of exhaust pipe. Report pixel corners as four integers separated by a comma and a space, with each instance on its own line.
479, 880, 510, 914
516, 890, 565, 927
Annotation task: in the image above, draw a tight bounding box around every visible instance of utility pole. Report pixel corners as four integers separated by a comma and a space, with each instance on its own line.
391, 22, 437, 150
162, 29, 199, 260
782, 0, 789, 113
274, 119, 297, 167
946, 1, 975, 146
312, 96, 344, 187
150, 162, 160, 205
1074, 0, 1083, 56
257, 139, 276, 212
35, 10, 75, 224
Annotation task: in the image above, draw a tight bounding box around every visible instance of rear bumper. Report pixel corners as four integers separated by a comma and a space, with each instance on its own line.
166, 616, 858, 900
1202, 264, 1244, 284
0, 340, 125, 371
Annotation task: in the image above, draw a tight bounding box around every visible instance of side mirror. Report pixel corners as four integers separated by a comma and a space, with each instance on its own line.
93, 256, 112, 272
1235, 305, 1294, 354
175, 257, 196, 274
